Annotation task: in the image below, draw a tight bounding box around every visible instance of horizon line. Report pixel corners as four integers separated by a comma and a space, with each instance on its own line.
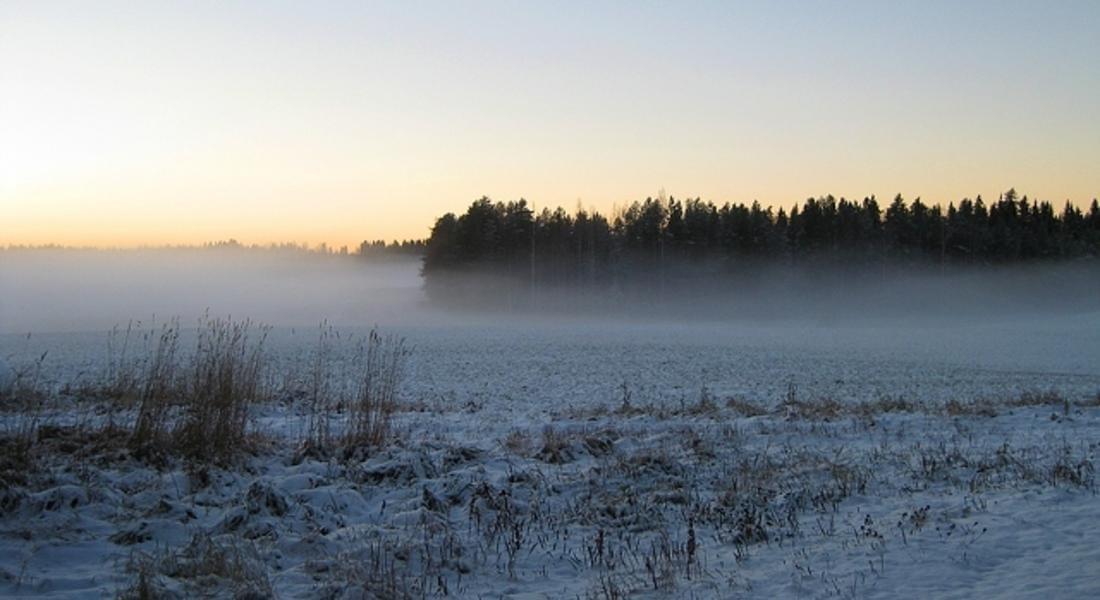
5, 189, 1097, 250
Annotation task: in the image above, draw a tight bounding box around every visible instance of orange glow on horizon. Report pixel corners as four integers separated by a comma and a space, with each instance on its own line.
3, 2, 1098, 249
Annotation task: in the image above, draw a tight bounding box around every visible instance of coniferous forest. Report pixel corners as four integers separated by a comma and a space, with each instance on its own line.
422, 190, 1100, 303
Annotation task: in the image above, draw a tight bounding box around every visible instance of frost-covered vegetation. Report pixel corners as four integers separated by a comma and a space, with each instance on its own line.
2, 315, 1099, 598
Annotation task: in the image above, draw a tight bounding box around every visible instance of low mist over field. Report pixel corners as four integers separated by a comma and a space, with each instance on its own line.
3, 247, 1100, 335
0, 249, 425, 334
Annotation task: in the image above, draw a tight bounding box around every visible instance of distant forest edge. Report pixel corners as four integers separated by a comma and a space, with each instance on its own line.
2, 239, 426, 259
420, 190, 1100, 307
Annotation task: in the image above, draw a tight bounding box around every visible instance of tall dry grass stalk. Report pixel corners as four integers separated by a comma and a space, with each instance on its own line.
175, 317, 270, 462
109, 317, 411, 464
123, 316, 270, 463
0, 349, 48, 487
104, 321, 142, 404
130, 321, 181, 450
304, 322, 338, 452
344, 329, 407, 452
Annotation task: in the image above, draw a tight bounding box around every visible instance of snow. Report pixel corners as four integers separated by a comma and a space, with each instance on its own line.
2, 309, 1099, 598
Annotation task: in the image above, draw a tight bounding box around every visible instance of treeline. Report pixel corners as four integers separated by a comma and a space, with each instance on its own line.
357, 239, 426, 259
423, 190, 1100, 292
3, 239, 428, 259
207, 238, 427, 259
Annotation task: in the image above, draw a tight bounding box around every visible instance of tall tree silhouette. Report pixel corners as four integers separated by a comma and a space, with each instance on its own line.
422, 190, 1100, 293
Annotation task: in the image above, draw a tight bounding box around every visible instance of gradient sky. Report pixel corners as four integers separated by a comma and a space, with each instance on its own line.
2, 1, 1099, 248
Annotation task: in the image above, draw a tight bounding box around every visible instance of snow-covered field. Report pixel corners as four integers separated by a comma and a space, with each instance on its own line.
1, 255, 1099, 598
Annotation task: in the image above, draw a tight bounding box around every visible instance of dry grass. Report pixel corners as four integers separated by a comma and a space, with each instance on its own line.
776, 382, 843, 421
1010, 389, 1065, 407
852, 396, 917, 418
342, 329, 408, 456
0, 351, 49, 491
118, 317, 271, 464
175, 317, 269, 462
121, 533, 273, 599
502, 429, 532, 456
537, 425, 576, 464
1079, 392, 1100, 408
725, 396, 768, 417
129, 322, 181, 453
944, 398, 998, 418
102, 322, 143, 405
0, 433, 33, 492
327, 539, 422, 599
780, 396, 844, 421
24, 318, 411, 467
0, 349, 49, 411
302, 322, 338, 454
681, 385, 719, 416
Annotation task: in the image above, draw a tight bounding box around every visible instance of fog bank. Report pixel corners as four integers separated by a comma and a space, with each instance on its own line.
0, 249, 427, 334
2, 249, 1099, 335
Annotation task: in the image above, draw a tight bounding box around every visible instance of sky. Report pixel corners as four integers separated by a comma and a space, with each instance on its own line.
2, 1, 1099, 248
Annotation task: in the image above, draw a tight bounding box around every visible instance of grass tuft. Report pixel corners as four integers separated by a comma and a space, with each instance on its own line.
342, 329, 408, 457
174, 317, 269, 463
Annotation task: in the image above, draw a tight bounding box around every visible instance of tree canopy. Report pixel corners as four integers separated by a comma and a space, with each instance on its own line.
423, 191, 1100, 293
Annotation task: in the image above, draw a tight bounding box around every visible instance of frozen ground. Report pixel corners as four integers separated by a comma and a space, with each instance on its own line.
1, 254, 1099, 598
2, 313, 1099, 599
